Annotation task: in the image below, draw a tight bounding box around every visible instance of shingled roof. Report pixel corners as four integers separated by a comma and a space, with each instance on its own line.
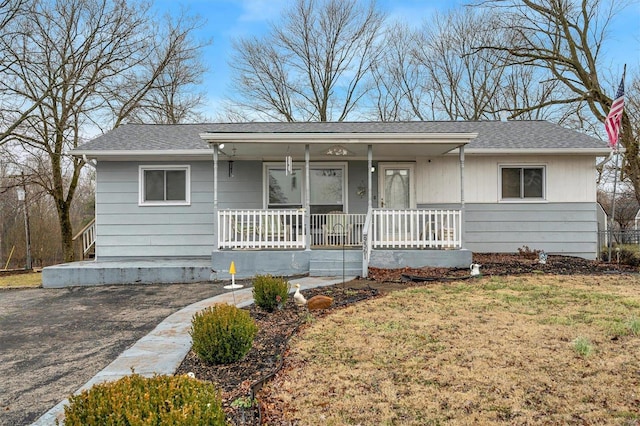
75, 120, 608, 152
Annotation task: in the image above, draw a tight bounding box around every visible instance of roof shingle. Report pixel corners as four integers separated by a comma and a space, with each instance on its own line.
76, 120, 608, 152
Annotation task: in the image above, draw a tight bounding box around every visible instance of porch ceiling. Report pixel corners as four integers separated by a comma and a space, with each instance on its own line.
201, 132, 477, 160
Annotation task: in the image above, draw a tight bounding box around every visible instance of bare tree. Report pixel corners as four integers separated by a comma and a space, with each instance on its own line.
229, 0, 385, 122
0, 0, 209, 262
371, 8, 563, 123
413, 9, 509, 120
121, 10, 211, 125
369, 23, 428, 121
0, 0, 48, 143
472, 0, 640, 202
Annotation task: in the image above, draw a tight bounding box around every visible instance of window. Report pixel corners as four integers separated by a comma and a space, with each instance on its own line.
267, 167, 303, 208
139, 165, 190, 205
500, 166, 545, 200
264, 163, 347, 212
309, 166, 344, 214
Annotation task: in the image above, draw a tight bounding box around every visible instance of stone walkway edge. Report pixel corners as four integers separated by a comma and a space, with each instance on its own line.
32, 276, 350, 425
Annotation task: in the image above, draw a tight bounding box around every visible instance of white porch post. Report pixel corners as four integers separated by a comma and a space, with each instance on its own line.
213, 145, 219, 252
459, 145, 465, 248
367, 144, 373, 209
305, 144, 311, 251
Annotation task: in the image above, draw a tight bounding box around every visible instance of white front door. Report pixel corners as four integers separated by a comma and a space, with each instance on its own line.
378, 163, 416, 209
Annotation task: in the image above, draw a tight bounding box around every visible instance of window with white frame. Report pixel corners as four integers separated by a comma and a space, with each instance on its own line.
309, 165, 345, 214
139, 165, 190, 205
264, 163, 347, 213
266, 166, 303, 208
500, 165, 545, 200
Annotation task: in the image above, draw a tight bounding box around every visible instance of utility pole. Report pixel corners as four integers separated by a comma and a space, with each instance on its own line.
16, 172, 32, 270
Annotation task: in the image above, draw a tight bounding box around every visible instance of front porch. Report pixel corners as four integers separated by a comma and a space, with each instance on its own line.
210, 208, 469, 279
43, 208, 470, 287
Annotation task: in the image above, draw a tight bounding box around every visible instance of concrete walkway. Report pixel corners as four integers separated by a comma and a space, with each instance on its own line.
32, 276, 349, 425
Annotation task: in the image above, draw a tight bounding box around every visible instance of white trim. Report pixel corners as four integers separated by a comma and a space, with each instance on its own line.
200, 132, 478, 144
138, 165, 191, 206
461, 148, 613, 155
498, 164, 546, 202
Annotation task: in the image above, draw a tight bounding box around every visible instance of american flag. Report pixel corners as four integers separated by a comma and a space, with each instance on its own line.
605, 74, 625, 149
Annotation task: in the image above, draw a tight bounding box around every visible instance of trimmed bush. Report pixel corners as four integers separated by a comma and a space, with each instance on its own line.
190, 303, 258, 365
61, 373, 227, 425
252, 274, 290, 312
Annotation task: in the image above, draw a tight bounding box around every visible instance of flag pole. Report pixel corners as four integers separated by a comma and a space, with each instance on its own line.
607, 64, 626, 262
608, 148, 620, 262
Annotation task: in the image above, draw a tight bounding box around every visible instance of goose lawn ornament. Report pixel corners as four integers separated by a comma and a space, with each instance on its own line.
470, 263, 481, 277
538, 251, 548, 264
293, 283, 307, 306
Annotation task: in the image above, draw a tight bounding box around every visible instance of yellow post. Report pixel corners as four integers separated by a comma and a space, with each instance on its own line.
223, 260, 243, 290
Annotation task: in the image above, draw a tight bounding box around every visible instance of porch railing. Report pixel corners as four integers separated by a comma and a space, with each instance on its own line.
217, 208, 461, 250
310, 213, 367, 246
218, 209, 306, 249
371, 209, 461, 249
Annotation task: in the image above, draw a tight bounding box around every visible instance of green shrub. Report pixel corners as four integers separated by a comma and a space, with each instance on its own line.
61, 373, 227, 425
252, 274, 290, 312
190, 303, 258, 365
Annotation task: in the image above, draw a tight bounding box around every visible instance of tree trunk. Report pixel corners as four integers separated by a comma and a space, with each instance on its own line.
58, 202, 74, 263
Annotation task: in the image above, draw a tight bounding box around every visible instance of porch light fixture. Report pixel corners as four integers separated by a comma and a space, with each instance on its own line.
324, 144, 353, 156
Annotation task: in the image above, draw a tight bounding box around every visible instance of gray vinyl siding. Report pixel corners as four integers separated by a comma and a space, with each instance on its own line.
463, 202, 598, 259
217, 161, 263, 209
95, 161, 215, 258
95, 160, 372, 258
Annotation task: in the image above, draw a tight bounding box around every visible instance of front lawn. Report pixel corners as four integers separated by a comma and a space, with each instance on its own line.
261, 274, 640, 425
0, 271, 42, 288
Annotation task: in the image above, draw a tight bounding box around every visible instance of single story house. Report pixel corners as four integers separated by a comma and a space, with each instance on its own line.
42, 121, 610, 287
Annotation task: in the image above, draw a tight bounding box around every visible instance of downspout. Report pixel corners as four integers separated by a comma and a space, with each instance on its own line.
459, 145, 465, 249
367, 145, 373, 210
305, 144, 311, 251
213, 144, 219, 252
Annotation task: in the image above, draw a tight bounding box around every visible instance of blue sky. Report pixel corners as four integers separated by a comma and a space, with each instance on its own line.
152, 0, 640, 119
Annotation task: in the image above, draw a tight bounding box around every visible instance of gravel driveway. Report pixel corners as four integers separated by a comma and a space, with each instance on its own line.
0, 282, 228, 426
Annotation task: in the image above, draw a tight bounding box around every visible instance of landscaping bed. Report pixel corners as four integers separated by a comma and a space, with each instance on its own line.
176, 254, 638, 424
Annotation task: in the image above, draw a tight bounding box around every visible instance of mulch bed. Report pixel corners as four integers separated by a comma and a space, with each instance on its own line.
175, 253, 637, 425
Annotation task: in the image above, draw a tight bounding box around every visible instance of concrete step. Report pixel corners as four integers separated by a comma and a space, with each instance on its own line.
309, 249, 363, 276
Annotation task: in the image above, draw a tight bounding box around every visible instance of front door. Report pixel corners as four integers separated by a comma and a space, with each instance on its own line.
377, 163, 416, 243
378, 163, 415, 209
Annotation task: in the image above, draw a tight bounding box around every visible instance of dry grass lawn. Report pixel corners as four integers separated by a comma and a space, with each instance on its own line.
262, 274, 640, 425
0, 271, 42, 288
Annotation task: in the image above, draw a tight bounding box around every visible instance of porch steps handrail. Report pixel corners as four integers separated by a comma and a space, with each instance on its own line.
73, 218, 96, 258
362, 209, 373, 277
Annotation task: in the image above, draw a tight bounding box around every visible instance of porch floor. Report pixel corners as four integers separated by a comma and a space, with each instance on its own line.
42, 248, 473, 287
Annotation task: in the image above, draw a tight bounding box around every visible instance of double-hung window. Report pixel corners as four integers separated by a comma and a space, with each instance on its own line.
266, 166, 303, 208
264, 162, 347, 212
309, 165, 345, 214
500, 165, 545, 200
139, 165, 190, 205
